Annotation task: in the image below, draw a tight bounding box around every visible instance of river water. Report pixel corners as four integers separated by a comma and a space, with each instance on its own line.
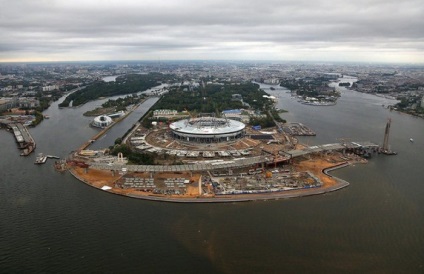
1, 82, 423, 273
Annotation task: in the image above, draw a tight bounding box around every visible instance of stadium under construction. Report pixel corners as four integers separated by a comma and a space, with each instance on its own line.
169, 115, 246, 143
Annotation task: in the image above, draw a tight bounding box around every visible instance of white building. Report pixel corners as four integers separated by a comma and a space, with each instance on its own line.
263, 78, 280, 85
42, 85, 59, 92
169, 117, 245, 143
92, 115, 113, 128
153, 109, 178, 118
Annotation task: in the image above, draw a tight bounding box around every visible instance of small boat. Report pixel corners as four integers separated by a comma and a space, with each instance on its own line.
34, 153, 47, 164
410, 138, 414, 143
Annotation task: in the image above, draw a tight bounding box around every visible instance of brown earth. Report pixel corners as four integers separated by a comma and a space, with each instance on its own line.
69, 147, 364, 201
292, 153, 366, 187
70, 166, 203, 198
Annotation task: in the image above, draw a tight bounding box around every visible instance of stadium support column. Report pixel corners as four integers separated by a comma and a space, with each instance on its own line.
198, 175, 202, 196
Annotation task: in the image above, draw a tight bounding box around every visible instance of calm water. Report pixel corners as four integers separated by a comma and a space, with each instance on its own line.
1, 84, 423, 273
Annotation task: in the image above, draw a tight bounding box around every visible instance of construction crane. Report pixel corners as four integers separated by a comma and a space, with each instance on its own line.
184, 108, 197, 119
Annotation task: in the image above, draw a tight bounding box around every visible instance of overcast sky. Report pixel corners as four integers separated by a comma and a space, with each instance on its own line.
1, 0, 423, 63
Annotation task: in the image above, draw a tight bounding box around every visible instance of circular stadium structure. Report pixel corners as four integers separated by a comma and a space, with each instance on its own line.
92, 115, 113, 128
169, 117, 245, 143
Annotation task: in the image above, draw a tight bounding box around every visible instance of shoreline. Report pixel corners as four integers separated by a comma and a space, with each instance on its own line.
65, 91, 363, 203
68, 161, 352, 203
78, 99, 147, 151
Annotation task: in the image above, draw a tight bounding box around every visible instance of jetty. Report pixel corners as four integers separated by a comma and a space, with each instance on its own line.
34, 154, 61, 165
34, 153, 47, 164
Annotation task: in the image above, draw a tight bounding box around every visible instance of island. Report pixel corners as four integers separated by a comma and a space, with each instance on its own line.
60, 79, 384, 203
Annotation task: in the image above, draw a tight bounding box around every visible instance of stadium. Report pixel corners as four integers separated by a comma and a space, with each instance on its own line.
169, 116, 246, 143
92, 115, 113, 128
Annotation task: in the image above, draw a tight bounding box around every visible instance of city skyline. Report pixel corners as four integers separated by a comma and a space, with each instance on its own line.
1, 0, 423, 64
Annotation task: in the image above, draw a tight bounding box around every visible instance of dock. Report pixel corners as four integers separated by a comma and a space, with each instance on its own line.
9, 123, 36, 156
34, 154, 61, 165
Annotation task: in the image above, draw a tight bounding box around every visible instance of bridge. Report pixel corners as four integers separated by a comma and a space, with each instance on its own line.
283, 141, 378, 158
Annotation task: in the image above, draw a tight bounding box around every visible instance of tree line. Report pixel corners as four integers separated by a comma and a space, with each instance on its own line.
58, 73, 175, 107
153, 81, 271, 114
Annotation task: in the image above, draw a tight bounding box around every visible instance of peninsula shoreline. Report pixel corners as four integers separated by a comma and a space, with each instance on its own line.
68, 161, 353, 203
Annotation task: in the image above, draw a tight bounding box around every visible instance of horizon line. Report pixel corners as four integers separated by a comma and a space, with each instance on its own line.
1, 59, 424, 66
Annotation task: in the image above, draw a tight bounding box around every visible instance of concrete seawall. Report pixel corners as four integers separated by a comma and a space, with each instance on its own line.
79, 100, 147, 151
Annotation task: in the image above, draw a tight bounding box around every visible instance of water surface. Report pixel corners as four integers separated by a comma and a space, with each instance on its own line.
1, 85, 423, 273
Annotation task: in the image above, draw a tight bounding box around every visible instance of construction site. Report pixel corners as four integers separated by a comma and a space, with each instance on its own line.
66, 112, 381, 202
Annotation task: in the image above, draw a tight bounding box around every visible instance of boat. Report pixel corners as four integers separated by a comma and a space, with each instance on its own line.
410, 138, 414, 143
34, 153, 47, 164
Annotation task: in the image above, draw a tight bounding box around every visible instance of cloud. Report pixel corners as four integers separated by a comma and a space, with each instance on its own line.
0, 0, 423, 63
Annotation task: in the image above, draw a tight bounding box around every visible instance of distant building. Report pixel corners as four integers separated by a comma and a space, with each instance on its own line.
153, 109, 178, 118
421, 96, 424, 108
18, 98, 40, 108
42, 85, 59, 92
1, 86, 13, 92
222, 109, 242, 115
263, 78, 280, 85
322, 73, 341, 80
1, 97, 40, 112
0, 98, 15, 112
231, 94, 243, 101
222, 109, 243, 122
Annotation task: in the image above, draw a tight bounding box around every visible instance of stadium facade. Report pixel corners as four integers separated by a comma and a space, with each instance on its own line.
92, 115, 113, 128
169, 117, 245, 143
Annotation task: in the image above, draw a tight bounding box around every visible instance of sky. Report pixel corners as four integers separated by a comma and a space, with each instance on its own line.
1, 0, 423, 63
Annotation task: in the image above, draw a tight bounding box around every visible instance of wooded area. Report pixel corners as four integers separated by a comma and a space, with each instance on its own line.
58, 73, 174, 107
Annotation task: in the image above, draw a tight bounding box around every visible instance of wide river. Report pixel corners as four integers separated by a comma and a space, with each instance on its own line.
1, 81, 423, 273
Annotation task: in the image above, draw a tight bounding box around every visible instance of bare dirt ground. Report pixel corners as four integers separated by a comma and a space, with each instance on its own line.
71, 166, 203, 198
292, 152, 366, 187
69, 123, 366, 202
69, 150, 362, 201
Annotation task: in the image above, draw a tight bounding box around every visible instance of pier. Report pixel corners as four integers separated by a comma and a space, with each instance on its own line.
9, 123, 36, 156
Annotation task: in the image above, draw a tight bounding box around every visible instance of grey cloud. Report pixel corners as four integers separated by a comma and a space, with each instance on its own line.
0, 0, 423, 62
